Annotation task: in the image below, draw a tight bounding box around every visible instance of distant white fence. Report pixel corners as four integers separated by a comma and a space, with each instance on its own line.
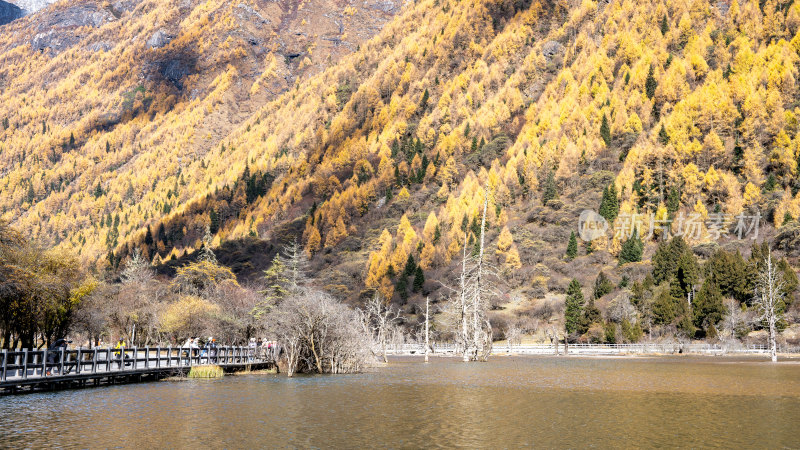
387, 342, 800, 356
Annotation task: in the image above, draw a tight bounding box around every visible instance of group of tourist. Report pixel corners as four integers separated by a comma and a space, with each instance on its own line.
249, 337, 279, 360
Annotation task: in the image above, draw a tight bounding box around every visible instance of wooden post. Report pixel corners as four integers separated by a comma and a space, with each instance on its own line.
1, 350, 6, 382
76, 348, 82, 374
425, 296, 430, 363
145, 347, 149, 369
92, 348, 98, 373
22, 349, 28, 380
156, 347, 161, 368
42, 349, 48, 378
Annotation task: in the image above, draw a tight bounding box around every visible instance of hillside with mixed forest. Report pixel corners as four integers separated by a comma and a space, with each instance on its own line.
3, 0, 800, 345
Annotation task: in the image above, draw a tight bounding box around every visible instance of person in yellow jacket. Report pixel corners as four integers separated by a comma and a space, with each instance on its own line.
114, 338, 126, 369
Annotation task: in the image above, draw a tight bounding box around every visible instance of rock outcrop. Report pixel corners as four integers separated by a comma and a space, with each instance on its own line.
7, 0, 57, 15
0, 0, 23, 25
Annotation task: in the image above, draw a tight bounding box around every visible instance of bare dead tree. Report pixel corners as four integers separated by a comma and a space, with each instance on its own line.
268, 287, 373, 376
282, 238, 309, 292
754, 249, 786, 363
424, 296, 430, 362
362, 292, 400, 363
546, 326, 559, 356
504, 324, 522, 351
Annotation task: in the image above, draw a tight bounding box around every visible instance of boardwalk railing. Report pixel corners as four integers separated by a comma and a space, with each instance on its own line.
387, 342, 800, 356
1, 346, 274, 383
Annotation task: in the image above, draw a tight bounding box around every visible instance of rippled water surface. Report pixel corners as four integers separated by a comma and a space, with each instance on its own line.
2, 356, 800, 448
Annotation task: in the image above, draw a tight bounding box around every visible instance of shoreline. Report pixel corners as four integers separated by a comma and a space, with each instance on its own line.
388, 351, 800, 362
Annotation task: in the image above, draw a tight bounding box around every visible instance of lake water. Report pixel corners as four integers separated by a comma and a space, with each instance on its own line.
1, 355, 799, 448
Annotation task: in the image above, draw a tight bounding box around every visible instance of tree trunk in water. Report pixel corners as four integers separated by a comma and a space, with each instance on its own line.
460, 231, 469, 362
424, 297, 430, 363
310, 336, 323, 373
381, 333, 388, 364
769, 322, 777, 363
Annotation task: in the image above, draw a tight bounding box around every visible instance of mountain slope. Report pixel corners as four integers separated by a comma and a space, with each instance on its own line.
0, 0, 401, 264
124, 0, 800, 312
5, 0, 800, 324
0, 1, 22, 25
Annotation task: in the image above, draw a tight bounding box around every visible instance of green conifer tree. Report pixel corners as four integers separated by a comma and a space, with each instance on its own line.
420, 88, 429, 111
598, 183, 620, 222
600, 114, 611, 147
593, 271, 614, 299
658, 124, 669, 145
542, 170, 558, 205
566, 231, 578, 260
396, 275, 409, 302
412, 266, 425, 292
645, 65, 657, 99
403, 254, 417, 278
565, 279, 584, 335
619, 228, 644, 265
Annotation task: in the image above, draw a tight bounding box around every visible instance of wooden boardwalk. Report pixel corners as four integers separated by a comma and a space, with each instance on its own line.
1, 346, 275, 394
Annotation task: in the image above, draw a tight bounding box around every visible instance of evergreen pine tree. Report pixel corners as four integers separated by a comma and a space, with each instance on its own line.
420, 88, 429, 111
619, 228, 644, 265
403, 254, 417, 278
396, 275, 409, 302
763, 174, 777, 192
566, 231, 578, 260
542, 170, 558, 205
593, 271, 614, 299
578, 298, 602, 335
598, 183, 620, 222
413, 266, 425, 292
660, 14, 669, 35
666, 186, 680, 214
209, 209, 220, 234
658, 124, 669, 145
565, 279, 584, 335
600, 114, 611, 147
692, 279, 725, 337
645, 65, 657, 99
144, 227, 154, 246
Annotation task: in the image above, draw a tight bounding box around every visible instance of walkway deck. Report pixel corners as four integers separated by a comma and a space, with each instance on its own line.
1, 346, 274, 394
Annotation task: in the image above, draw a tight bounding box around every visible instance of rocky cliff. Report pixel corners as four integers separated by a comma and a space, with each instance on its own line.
0, 0, 22, 25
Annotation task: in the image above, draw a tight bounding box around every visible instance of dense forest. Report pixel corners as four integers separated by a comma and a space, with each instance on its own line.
2, 0, 800, 347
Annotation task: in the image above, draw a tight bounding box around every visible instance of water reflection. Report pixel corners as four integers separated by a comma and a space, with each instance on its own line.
1, 356, 799, 448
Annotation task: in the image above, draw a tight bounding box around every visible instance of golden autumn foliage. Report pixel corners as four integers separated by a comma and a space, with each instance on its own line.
3, 0, 800, 308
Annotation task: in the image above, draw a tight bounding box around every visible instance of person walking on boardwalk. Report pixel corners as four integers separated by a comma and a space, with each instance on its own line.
46, 338, 71, 375
114, 338, 126, 369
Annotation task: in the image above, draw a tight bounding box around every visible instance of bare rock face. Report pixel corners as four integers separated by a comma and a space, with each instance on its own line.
542, 40, 564, 58
368, 1, 396, 13
7, 0, 57, 15
0, 0, 23, 25
147, 29, 171, 48
29, 4, 116, 52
